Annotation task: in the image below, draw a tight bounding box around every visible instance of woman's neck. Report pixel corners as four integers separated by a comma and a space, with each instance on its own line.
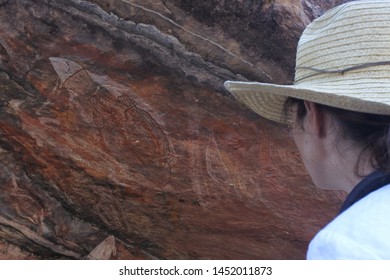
326, 142, 375, 193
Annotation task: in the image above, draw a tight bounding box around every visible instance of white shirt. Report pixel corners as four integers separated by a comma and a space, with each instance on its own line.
307, 184, 390, 259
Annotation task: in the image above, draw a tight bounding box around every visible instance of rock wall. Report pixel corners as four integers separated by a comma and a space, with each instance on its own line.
0, 0, 347, 259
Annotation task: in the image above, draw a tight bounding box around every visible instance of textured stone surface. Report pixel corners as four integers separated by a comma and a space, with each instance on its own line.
0, 0, 348, 259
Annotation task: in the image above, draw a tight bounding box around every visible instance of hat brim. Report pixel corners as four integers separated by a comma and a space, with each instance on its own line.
224, 81, 390, 124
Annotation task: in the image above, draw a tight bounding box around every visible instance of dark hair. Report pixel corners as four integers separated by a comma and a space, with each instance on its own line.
284, 97, 390, 175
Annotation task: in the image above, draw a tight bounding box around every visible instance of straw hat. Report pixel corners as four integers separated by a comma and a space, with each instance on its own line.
224, 0, 390, 123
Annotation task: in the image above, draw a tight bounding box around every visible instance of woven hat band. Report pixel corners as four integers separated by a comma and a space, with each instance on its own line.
295, 62, 390, 86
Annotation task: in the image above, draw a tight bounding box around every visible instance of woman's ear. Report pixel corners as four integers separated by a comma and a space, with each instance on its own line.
303, 101, 327, 137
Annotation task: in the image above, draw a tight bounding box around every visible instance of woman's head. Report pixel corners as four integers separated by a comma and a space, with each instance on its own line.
224, 1, 390, 190
285, 97, 390, 188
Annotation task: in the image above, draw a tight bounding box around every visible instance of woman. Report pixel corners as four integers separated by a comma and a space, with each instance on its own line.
225, 0, 390, 259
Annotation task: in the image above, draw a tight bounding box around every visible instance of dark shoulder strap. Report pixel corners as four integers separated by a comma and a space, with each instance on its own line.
339, 171, 390, 214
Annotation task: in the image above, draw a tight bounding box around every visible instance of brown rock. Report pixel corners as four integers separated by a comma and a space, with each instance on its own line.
0, 0, 348, 259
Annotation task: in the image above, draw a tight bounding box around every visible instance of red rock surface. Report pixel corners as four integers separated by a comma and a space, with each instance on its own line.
0, 0, 347, 259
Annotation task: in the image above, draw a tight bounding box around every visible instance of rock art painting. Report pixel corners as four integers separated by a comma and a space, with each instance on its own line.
49, 57, 172, 186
